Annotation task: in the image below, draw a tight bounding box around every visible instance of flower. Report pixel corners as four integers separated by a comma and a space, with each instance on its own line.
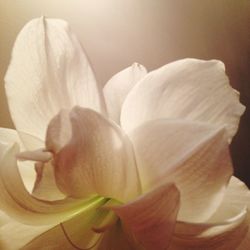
0, 16, 249, 250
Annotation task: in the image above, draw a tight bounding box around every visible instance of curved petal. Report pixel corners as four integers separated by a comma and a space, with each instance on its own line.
0, 211, 11, 228
21, 203, 112, 250
0, 128, 36, 192
0, 128, 24, 151
216, 177, 250, 250
0, 143, 106, 225
129, 119, 233, 222
121, 59, 245, 141
2, 130, 64, 200
0, 128, 21, 143
0, 222, 52, 250
5, 17, 106, 141
0, 200, 111, 250
0, 129, 61, 198
169, 177, 250, 250
111, 182, 180, 250
46, 107, 141, 202
103, 63, 147, 124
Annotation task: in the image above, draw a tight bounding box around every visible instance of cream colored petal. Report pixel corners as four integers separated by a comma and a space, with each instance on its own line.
169, 177, 250, 250
0, 129, 59, 198
0, 211, 11, 228
0, 199, 110, 250
0, 143, 106, 225
104, 63, 147, 124
130, 119, 233, 222
0, 128, 24, 152
21, 201, 111, 250
217, 177, 250, 250
121, 59, 245, 141
6, 130, 63, 200
5, 17, 106, 141
0, 128, 36, 192
46, 107, 141, 202
111, 183, 180, 250
0, 222, 52, 250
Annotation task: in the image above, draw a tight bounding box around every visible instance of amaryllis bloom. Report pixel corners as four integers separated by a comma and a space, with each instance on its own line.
0, 17, 249, 250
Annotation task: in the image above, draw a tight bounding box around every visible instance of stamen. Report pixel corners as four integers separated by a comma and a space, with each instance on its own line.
16, 148, 53, 163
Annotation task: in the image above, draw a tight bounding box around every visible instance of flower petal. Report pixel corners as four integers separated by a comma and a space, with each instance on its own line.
22, 204, 113, 250
45, 109, 72, 154
46, 107, 141, 202
129, 119, 233, 222
0, 222, 52, 250
216, 177, 250, 250
169, 177, 250, 250
111, 182, 180, 250
0, 128, 24, 151
103, 63, 147, 124
0, 211, 11, 228
6, 130, 64, 200
0, 143, 107, 225
30, 109, 74, 201
0, 128, 36, 192
0, 201, 111, 250
32, 162, 66, 201
0, 128, 61, 199
5, 17, 106, 141
121, 59, 245, 141
16, 131, 44, 151
97, 221, 141, 250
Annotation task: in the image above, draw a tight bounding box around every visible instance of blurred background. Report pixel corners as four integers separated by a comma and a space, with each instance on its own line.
0, 0, 249, 185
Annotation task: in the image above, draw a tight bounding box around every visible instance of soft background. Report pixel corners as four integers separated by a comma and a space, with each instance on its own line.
0, 0, 249, 185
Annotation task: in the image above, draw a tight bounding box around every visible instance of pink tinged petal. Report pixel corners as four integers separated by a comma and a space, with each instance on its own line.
111, 183, 180, 250
169, 177, 250, 250
46, 107, 141, 202
0, 143, 106, 225
129, 119, 233, 222
98, 221, 142, 250
121, 59, 245, 141
103, 63, 147, 124
5, 17, 106, 141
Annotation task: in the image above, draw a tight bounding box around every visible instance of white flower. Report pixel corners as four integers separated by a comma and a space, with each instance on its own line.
0, 17, 249, 250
